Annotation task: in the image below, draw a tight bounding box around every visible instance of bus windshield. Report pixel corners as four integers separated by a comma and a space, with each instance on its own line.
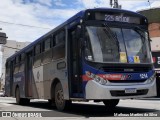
85, 25, 151, 63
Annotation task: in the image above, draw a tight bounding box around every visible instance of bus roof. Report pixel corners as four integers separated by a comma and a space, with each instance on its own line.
6, 8, 146, 61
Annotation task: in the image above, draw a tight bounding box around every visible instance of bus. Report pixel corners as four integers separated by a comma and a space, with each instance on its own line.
5, 8, 157, 111
152, 51, 160, 97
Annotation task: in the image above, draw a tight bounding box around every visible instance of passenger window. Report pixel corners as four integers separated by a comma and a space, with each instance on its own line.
14, 65, 19, 74
19, 63, 24, 72
42, 37, 52, 63
15, 56, 19, 64
44, 38, 51, 51
21, 53, 25, 61
53, 30, 65, 60
35, 44, 41, 55
55, 31, 65, 45
34, 44, 42, 67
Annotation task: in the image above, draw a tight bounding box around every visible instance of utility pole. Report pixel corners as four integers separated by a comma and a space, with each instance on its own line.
148, 0, 151, 8
0, 28, 7, 90
110, 0, 121, 9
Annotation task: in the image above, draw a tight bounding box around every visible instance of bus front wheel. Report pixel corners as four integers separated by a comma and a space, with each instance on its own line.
103, 99, 119, 109
55, 83, 71, 111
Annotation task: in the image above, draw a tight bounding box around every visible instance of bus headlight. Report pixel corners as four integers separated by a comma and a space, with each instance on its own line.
94, 76, 107, 85
99, 78, 107, 85
147, 73, 156, 84
95, 76, 100, 82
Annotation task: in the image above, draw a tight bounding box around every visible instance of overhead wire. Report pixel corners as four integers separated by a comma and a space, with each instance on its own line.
0, 20, 51, 30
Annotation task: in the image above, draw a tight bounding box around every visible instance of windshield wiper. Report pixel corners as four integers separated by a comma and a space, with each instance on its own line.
134, 26, 148, 43
135, 26, 147, 32
103, 23, 120, 49
103, 23, 117, 40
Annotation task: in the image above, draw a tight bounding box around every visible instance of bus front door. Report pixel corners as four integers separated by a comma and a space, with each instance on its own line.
68, 27, 83, 98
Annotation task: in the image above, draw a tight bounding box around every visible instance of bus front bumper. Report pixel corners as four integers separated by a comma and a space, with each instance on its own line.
85, 79, 157, 100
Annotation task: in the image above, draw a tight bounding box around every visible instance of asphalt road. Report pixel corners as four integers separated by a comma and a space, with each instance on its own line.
0, 97, 160, 120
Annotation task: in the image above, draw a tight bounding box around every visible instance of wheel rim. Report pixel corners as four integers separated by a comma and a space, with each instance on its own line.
56, 89, 64, 106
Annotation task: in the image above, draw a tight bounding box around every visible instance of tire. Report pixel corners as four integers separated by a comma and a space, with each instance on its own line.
103, 99, 119, 109
55, 83, 71, 111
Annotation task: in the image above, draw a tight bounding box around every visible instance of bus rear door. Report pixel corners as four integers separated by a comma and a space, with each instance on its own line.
25, 52, 33, 97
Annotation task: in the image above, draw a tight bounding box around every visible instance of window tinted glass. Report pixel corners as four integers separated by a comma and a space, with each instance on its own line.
55, 31, 65, 44
35, 44, 41, 55
44, 38, 51, 51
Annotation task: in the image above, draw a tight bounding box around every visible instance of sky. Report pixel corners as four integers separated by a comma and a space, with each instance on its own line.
0, 0, 160, 43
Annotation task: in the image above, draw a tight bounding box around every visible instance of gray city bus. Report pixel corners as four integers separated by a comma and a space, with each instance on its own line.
5, 8, 157, 111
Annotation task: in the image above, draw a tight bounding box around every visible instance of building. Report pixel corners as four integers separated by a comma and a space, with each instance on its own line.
139, 7, 160, 96
138, 7, 160, 51
0, 40, 30, 90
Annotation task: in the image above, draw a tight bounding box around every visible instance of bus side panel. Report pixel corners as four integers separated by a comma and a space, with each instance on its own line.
31, 59, 69, 100
43, 60, 69, 100
43, 63, 53, 99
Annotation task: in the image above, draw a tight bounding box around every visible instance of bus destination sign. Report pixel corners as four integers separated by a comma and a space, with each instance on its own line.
95, 12, 141, 24
105, 14, 129, 22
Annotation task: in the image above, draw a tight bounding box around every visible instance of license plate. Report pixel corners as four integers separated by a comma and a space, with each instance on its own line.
125, 88, 137, 93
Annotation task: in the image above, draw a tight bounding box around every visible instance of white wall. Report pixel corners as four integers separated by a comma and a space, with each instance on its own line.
0, 40, 30, 89
150, 37, 160, 51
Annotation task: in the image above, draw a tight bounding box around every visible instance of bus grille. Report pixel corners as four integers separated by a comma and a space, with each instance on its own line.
108, 80, 147, 83
110, 89, 148, 97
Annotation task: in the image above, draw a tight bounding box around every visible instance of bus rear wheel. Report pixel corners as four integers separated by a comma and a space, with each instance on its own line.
55, 83, 71, 111
15, 87, 30, 105
15, 87, 23, 105
103, 99, 119, 109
